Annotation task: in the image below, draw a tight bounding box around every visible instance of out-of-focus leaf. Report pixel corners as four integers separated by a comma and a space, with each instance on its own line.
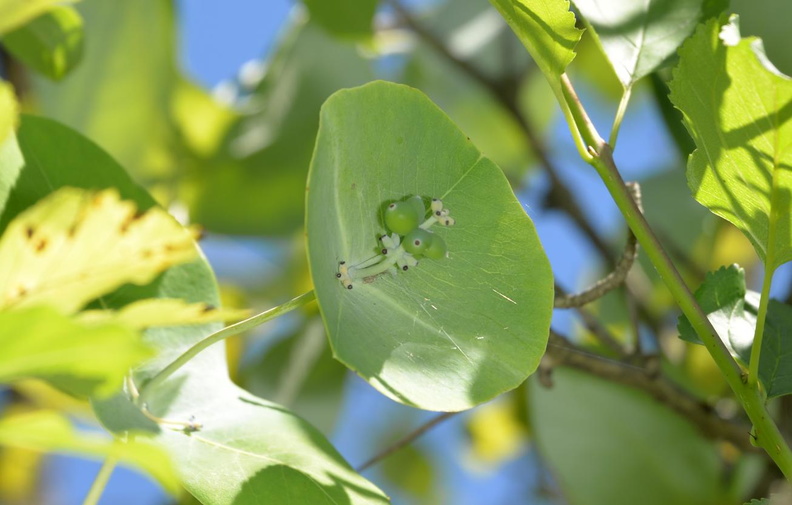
0, 187, 197, 313
0, 306, 150, 397
0, 0, 77, 36
490, 0, 583, 96
307, 82, 554, 410
1, 6, 83, 80
30, 0, 179, 182
572, 0, 703, 87
172, 79, 238, 158
466, 397, 528, 465
188, 20, 372, 235
531, 369, 725, 505
302, 0, 378, 39
669, 17, 792, 273
381, 445, 437, 501
0, 410, 180, 495
77, 299, 249, 329
0, 82, 17, 145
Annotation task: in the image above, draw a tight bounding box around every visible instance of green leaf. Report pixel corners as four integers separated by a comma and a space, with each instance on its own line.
490, 0, 583, 92
531, 369, 725, 505
189, 20, 373, 236
29, 0, 179, 181
306, 81, 554, 411
302, 0, 378, 39
669, 17, 792, 272
0, 410, 180, 495
0, 116, 388, 504
677, 265, 792, 399
1, 6, 84, 80
0, 0, 77, 36
0, 81, 18, 145
77, 298, 250, 330
572, 0, 704, 87
0, 186, 198, 314
743, 500, 769, 505
0, 306, 151, 397
677, 265, 754, 363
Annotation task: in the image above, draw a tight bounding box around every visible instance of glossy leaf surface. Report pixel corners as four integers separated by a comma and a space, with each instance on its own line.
306, 82, 554, 411
670, 17, 792, 272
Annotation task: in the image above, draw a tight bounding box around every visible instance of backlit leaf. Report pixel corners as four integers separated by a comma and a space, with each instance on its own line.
77, 299, 250, 329
669, 17, 792, 272
0, 186, 198, 314
0, 0, 77, 36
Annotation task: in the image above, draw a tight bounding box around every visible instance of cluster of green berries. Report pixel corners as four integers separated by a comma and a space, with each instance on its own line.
337, 196, 455, 289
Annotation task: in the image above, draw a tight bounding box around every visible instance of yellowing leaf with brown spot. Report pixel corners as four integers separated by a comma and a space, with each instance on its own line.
0, 187, 198, 313
77, 298, 250, 329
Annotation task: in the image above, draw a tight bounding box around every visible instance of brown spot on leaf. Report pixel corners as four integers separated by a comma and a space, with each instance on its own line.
35, 238, 47, 252
25, 227, 34, 239
201, 304, 216, 313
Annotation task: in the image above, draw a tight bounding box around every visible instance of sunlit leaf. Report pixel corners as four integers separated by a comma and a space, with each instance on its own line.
490, 0, 583, 94
306, 81, 554, 411
669, 17, 792, 272
0, 410, 180, 495
1, 6, 83, 80
77, 298, 250, 329
531, 369, 725, 505
0, 186, 197, 313
0, 0, 77, 36
572, 0, 704, 87
0, 306, 150, 397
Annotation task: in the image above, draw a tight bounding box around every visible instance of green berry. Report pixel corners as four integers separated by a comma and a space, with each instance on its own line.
403, 228, 433, 255
423, 233, 447, 259
385, 201, 421, 235
407, 196, 426, 221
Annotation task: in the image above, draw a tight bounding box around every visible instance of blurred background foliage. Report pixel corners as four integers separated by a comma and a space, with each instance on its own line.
1, 0, 791, 504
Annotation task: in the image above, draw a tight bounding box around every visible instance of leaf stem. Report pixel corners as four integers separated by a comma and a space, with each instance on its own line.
137, 291, 316, 404
82, 454, 118, 505
558, 72, 792, 480
748, 266, 774, 388
609, 86, 632, 149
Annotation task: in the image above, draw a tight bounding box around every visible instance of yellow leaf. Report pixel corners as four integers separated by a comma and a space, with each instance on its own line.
0, 0, 78, 35
0, 187, 198, 313
466, 399, 528, 468
0, 81, 17, 145
77, 298, 250, 329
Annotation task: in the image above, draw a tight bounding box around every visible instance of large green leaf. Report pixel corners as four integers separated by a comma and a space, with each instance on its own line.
490, 0, 583, 93
29, 0, 178, 181
531, 369, 726, 505
0, 410, 180, 495
302, 0, 378, 39
669, 17, 792, 272
0, 116, 388, 504
1, 5, 84, 80
572, 0, 704, 87
306, 81, 554, 411
188, 20, 373, 235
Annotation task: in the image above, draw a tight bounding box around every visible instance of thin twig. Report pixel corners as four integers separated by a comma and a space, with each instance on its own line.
356, 412, 458, 472
545, 331, 754, 451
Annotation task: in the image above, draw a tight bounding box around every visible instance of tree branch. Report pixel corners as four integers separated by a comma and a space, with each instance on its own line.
355, 412, 458, 472
544, 331, 754, 451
